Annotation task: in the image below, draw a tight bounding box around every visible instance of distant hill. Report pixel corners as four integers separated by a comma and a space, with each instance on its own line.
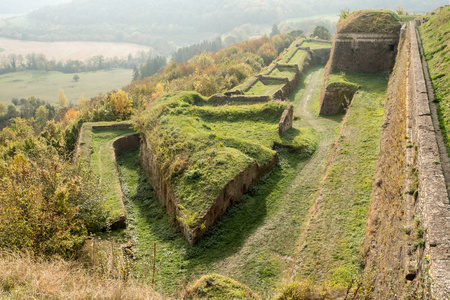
0, 0, 446, 55
0, 0, 68, 14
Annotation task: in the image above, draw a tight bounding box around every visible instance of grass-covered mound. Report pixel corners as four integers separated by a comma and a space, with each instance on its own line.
137, 91, 316, 242
245, 80, 285, 96
337, 10, 401, 34
327, 73, 360, 91
419, 6, 450, 152
183, 273, 260, 300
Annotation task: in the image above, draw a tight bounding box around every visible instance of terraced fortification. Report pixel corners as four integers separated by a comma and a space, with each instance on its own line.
137, 92, 315, 244
136, 39, 329, 244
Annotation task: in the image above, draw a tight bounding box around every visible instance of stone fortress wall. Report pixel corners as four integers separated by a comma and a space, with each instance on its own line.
409, 21, 450, 298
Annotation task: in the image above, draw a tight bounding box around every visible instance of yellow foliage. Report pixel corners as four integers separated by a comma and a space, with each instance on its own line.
151, 83, 165, 99
106, 89, 133, 120
64, 108, 80, 123
78, 93, 90, 109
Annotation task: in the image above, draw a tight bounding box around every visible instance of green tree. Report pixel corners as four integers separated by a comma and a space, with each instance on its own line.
270, 24, 280, 37
289, 29, 304, 38
73, 74, 80, 82
132, 66, 140, 81
6, 104, 19, 119
58, 89, 68, 107
311, 25, 331, 40
0, 102, 6, 115
34, 105, 49, 131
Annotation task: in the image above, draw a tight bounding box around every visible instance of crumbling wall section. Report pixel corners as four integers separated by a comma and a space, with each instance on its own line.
319, 85, 357, 115
278, 105, 294, 136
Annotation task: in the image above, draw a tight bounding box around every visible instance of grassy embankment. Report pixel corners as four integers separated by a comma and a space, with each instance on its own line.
418, 6, 450, 152
293, 72, 387, 287
79, 122, 135, 223
0, 69, 132, 105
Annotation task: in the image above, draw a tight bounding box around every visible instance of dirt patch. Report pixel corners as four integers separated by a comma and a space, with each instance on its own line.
0, 37, 151, 61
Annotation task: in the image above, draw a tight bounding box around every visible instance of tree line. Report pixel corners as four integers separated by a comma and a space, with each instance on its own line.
0, 51, 152, 75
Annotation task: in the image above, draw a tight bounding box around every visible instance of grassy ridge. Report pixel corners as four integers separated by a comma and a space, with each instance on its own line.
0, 69, 132, 105
295, 73, 387, 286
419, 6, 450, 153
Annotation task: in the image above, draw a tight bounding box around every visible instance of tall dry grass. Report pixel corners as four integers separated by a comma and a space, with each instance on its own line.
0, 250, 162, 300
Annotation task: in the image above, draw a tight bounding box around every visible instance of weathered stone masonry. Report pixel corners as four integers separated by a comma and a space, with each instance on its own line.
330, 33, 400, 73
410, 21, 450, 298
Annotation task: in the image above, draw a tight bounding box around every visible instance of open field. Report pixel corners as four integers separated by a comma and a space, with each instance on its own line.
0, 69, 132, 104
0, 37, 151, 61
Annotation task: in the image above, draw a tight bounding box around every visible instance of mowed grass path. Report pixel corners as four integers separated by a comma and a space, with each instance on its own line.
116, 66, 348, 298
293, 73, 387, 286
0, 68, 132, 105
90, 128, 135, 221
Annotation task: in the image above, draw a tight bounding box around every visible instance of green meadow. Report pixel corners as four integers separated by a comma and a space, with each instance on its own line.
0, 68, 132, 105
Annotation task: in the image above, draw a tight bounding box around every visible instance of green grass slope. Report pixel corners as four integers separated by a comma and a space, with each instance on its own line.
294, 72, 387, 287
419, 6, 450, 153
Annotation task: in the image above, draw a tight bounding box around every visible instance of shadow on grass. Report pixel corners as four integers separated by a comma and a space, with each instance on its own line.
116, 146, 306, 277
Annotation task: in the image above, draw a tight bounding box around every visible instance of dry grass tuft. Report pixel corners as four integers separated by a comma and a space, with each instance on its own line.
0, 250, 161, 300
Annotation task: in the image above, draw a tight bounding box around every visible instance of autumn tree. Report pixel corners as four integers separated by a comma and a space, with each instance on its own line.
257, 43, 277, 65
106, 90, 133, 120
151, 83, 164, 99
78, 94, 90, 110
64, 108, 80, 123
58, 89, 68, 107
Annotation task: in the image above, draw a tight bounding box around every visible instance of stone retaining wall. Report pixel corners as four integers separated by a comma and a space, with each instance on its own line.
140, 137, 278, 244
410, 21, 450, 298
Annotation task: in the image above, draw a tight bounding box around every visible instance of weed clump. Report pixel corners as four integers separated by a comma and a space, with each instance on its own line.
183, 273, 260, 300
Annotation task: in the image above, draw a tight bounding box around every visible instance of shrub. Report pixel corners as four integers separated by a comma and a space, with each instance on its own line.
0, 139, 106, 257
